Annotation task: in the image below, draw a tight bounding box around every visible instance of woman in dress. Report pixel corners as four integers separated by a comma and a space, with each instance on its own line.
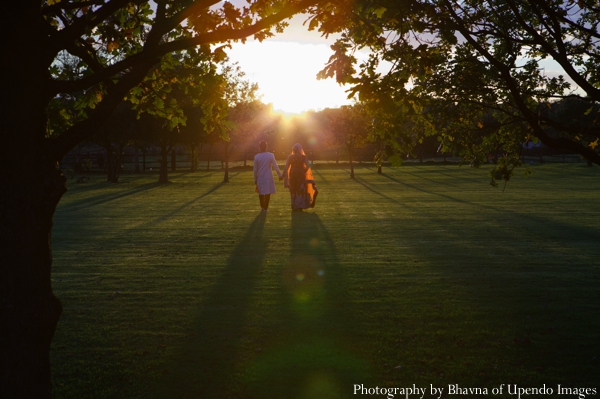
253, 140, 283, 212
283, 143, 318, 211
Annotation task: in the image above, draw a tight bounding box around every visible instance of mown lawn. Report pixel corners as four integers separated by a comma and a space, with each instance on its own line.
50, 163, 600, 398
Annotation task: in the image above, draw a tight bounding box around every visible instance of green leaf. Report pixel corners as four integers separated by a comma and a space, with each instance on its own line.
212, 45, 228, 63
388, 153, 403, 166
131, 87, 143, 97
153, 98, 165, 110
373, 7, 386, 18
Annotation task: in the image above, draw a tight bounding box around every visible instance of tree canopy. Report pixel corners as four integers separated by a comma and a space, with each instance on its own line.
324, 105, 370, 178
10, 0, 322, 161
316, 0, 600, 184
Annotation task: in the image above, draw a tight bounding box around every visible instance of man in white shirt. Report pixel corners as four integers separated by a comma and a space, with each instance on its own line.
253, 141, 283, 212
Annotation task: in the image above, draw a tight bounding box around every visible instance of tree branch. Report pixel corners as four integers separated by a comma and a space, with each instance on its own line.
50, 0, 323, 95
51, 59, 157, 159
535, 1, 600, 41
157, 0, 221, 35
65, 38, 106, 74
49, 0, 324, 156
156, 0, 322, 54
42, 0, 105, 15
442, 0, 600, 164
505, 0, 600, 101
50, 0, 145, 52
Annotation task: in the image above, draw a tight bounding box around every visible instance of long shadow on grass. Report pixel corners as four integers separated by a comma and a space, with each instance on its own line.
353, 176, 406, 207
378, 171, 600, 240
63, 182, 161, 211
380, 172, 478, 207
151, 182, 226, 224
64, 172, 227, 211
351, 172, 600, 387
169, 171, 242, 181
407, 165, 486, 186
152, 212, 373, 399
241, 212, 372, 399
150, 212, 268, 398
313, 168, 329, 184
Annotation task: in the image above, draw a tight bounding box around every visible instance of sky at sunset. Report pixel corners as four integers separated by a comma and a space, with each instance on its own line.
225, 14, 357, 114
223, 9, 576, 115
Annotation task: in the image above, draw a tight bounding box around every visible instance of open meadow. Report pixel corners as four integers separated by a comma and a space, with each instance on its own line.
50, 164, 600, 398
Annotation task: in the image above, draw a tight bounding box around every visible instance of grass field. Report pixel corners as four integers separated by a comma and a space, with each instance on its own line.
50, 164, 600, 399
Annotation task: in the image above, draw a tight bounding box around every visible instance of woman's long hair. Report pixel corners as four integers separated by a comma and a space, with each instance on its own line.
292, 143, 305, 155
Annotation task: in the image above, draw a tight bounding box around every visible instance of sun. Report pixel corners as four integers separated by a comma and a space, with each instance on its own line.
227, 40, 352, 114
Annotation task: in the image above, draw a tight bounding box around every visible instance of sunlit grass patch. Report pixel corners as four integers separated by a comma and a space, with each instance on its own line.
51, 164, 600, 398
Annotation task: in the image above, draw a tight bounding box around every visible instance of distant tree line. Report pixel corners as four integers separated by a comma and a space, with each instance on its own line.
63, 97, 595, 183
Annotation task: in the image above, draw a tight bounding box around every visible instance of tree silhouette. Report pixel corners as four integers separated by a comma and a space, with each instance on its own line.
316, 0, 600, 184
324, 105, 370, 178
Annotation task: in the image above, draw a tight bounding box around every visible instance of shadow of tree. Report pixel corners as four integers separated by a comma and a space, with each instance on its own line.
150, 212, 268, 398
63, 182, 161, 210
152, 212, 372, 399
241, 212, 372, 399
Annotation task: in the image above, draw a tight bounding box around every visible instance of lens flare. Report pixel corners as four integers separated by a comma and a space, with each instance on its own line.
242, 338, 372, 399
301, 372, 341, 399
282, 254, 326, 318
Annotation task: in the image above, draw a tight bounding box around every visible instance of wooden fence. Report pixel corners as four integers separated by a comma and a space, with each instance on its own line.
60, 147, 391, 173
61, 147, 587, 173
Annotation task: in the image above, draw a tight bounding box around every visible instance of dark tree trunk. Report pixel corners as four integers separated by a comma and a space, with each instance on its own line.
134, 147, 140, 173
0, 161, 65, 399
223, 142, 229, 183
105, 142, 112, 181
377, 165, 382, 174
171, 149, 176, 172
206, 145, 212, 172
348, 147, 355, 178
106, 142, 123, 183
1, 20, 65, 397
190, 147, 196, 172
142, 147, 147, 172
107, 143, 124, 183
159, 144, 169, 183
198, 144, 204, 171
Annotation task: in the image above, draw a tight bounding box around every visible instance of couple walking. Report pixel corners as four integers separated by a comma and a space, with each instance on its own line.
253, 141, 318, 212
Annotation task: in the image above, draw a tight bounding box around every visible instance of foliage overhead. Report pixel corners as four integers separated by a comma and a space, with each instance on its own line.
313, 0, 600, 185
36, 0, 324, 160
324, 104, 370, 151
